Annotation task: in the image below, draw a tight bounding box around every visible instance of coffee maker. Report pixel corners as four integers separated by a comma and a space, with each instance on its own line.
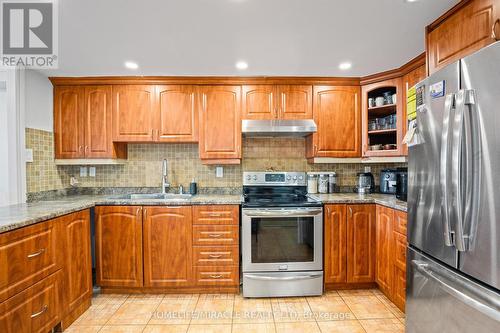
356, 167, 375, 194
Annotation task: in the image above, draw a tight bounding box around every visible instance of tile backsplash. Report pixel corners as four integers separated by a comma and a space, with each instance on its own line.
25, 128, 406, 194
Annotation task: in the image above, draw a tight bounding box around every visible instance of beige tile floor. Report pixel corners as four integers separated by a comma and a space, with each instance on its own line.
67, 289, 404, 333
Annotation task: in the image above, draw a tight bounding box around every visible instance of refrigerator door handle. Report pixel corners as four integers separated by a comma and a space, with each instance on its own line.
452, 90, 478, 252
440, 93, 456, 247
411, 260, 500, 321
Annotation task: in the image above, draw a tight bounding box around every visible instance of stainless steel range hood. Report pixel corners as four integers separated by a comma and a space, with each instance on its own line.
242, 119, 317, 137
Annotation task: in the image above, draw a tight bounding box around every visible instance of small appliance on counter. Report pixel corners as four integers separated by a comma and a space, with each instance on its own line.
395, 168, 407, 201
356, 167, 374, 194
380, 169, 398, 194
307, 172, 337, 194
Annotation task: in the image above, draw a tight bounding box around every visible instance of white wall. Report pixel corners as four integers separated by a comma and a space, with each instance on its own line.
25, 70, 53, 131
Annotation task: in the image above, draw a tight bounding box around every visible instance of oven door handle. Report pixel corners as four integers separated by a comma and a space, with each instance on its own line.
245, 273, 323, 281
243, 209, 322, 217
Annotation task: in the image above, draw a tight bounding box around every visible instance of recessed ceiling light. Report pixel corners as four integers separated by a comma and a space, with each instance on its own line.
405, 0, 419, 3
339, 62, 352, 70
235, 61, 248, 70
124, 61, 139, 70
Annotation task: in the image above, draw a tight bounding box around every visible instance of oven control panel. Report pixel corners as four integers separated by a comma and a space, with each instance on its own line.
243, 172, 306, 186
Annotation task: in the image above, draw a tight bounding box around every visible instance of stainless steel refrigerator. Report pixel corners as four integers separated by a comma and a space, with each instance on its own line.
407, 42, 500, 332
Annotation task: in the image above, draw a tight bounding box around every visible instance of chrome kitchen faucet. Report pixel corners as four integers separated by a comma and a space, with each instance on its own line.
161, 159, 170, 193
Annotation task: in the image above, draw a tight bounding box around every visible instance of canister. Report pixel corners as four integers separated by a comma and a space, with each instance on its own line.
307, 174, 318, 194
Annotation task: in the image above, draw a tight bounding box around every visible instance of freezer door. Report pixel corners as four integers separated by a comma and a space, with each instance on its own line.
458, 42, 500, 290
407, 247, 500, 333
408, 63, 459, 267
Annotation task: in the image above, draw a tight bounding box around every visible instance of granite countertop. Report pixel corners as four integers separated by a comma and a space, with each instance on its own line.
0, 193, 406, 234
310, 193, 407, 212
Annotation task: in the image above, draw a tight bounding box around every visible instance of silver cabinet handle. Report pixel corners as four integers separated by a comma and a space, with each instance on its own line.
440, 93, 456, 247
31, 305, 48, 318
208, 234, 222, 238
209, 274, 223, 279
243, 208, 322, 218
492, 18, 500, 41
206, 213, 223, 217
27, 248, 45, 258
208, 254, 223, 258
411, 260, 500, 321
245, 273, 323, 281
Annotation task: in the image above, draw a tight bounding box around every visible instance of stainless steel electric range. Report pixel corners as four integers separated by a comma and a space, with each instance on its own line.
241, 172, 323, 298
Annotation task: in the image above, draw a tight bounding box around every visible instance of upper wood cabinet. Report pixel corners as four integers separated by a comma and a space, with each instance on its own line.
306, 86, 361, 159
242, 85, 276, 119
157, 85, 198, 142
112, 85, 157, 142
324, 204, 347, 284
402, 65, 426, 156
361, 78, 403, 157
241, 85, 312, 120
95, 206, 143, 288
375, 205, 394, 296
54, 86, 84, 159
427, 0, 500, 74
346, 204, 376, 283
198, 86, 242, 163
143, 206, 193, 287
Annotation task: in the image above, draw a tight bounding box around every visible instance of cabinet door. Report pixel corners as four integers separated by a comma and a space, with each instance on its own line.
277, 85, 312, 119
198, 86, 241, 161
54, 86, 84, 158
143, 206, 193, 287
157, 85, 198, 142
427, 0, 497, 74
324, 204, 347, 283
95, 206, 143, 287
392, 231, 407, 311
402, 65, 426, 156
59, 210, 92, 315
346, 204, 376, 283
307, 86, 361, 158
241, 85, 276, 120
112, 85, 156, 142
375, 206, 394, 296
83, 86, 115, 157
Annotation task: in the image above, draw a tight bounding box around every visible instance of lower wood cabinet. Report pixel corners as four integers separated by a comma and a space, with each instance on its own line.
375, 206, 394, 296
143, 206, 193, 287
324, 204, 375, 285
95, 206, 144, 288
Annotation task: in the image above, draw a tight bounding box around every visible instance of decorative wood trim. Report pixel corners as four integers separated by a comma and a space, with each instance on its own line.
359, 53, 426, 85
427, 0, 473, 31
49, 76, 361, 87
201, 158, 241, 165
324, 282, 377, 291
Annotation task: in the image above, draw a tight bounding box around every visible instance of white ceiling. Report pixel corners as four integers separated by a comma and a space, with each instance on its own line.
42, 0, 459, 77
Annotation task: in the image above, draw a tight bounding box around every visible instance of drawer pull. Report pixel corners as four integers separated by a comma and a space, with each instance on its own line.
31, 305, 48, 318
209, 274, 223, 279
27, 248, 45, 258
208, 254, 223, 258
208, 233, 223, 238
207, 213, 223, 217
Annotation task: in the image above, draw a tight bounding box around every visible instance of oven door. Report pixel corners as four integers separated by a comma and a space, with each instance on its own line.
242, 207, 323, 272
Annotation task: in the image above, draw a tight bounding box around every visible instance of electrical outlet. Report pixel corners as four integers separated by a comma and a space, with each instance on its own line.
89, 167, 96, 177
216, 166, 224, 178
25, 149, 33, 162
80, 167, 88, 177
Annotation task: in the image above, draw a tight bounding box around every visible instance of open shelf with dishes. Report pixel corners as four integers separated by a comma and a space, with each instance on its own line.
362, 78, 403, 157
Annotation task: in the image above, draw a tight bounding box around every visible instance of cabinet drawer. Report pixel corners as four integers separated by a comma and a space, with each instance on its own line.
193, 266, 239, 286
193, 225, 239, 246
193, 246, 239, 266
394, 232, 407, 270
394, 210, 407, 235
0, 271, 62, 333
0, 220, 60, 303
193, 205, 239, 225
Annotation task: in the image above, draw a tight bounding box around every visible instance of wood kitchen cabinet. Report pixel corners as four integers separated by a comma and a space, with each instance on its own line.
95, 206, 143, 288
143, 206, 193, 287
375, 205, 394, 296
241, 85, 312, 120
198, 86, 242, 164
54, 85, 126, 159
324, 204, 347, 284
427, 0, 500, 75
306, 86, 361, 159
112, 85, 157, 142
157, 85, 198, 142
392, 210, 408, 311
346, 204, 376, 283
59, 210, 92, 323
